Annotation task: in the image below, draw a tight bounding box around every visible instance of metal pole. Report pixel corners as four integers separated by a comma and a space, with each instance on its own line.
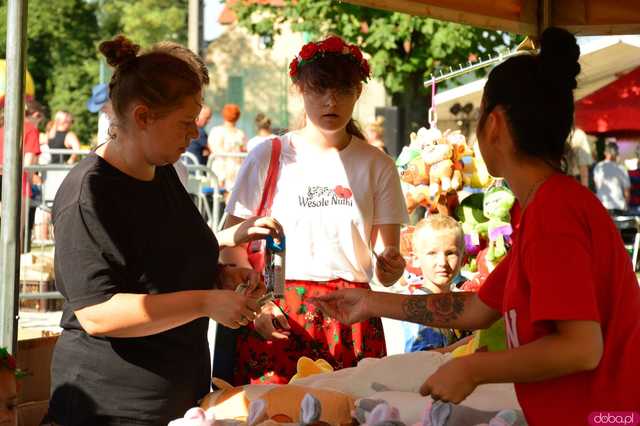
539, 0, 551, 35
188, 0, 200, 55
1, 0, 28, 352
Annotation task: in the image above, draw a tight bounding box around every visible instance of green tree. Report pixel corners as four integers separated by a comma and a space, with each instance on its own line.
231, 0, 519, 138
0, 0, 99, 143
0, 0, 189, 145
98, 0, 188, 48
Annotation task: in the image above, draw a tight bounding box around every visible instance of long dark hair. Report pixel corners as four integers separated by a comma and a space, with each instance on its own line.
294, 52, 367, 141
479, 27, 581, 168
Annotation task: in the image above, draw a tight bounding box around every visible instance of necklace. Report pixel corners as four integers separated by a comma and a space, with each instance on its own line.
521, 176, 550, 210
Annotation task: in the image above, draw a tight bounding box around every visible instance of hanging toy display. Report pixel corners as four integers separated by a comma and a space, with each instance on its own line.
396, 77, 491, 217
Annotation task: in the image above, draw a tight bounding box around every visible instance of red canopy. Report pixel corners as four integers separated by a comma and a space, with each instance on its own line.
575, 65, 640, 135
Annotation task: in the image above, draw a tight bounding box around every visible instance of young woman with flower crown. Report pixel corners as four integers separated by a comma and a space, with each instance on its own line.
217, 36, 409, 385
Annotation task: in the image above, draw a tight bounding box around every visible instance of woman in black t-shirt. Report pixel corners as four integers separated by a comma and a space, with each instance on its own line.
46, 36, 282, 426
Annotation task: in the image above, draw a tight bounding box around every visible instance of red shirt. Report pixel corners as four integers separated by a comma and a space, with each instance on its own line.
0, 121, 41, 196
479, 174, 640, 425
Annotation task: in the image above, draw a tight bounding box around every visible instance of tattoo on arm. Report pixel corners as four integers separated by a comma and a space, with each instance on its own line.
402, 293, 466, 327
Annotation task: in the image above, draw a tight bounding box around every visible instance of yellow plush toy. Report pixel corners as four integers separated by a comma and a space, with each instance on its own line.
290, 357, 333, 383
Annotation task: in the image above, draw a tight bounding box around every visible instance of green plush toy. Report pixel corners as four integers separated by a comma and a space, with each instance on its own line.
455, 193, 488, 272
451, 318, 507, 357
475, 186, 516, 263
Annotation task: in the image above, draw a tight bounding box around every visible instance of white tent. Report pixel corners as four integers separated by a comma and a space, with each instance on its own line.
434, 36, 640, 123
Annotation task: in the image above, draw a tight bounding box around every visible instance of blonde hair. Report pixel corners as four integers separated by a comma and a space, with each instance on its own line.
413, 214, 464, 253
368, 115, 384, 137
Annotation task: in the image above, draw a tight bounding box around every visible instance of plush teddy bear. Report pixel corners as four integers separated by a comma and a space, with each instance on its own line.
397, 127, 477, 217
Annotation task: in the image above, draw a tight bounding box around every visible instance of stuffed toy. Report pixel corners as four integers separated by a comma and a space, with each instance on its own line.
200, 382, 354, 426
419, 400, 526, 426
403, 184, 432, 214
244, 393, 333, 426
460, 248, 491, 291
290, 357, 333, 383
450, 319, 507, 358
402, 158, 431, 187
293, 351, 444, 398
474, 186, 516, 263
200, 379, 276, 421
455, 193, 488, 266
353, 400, 403, 426
199, 352, 523, 426
167, 407, 222, 426
398, 128, 472, 216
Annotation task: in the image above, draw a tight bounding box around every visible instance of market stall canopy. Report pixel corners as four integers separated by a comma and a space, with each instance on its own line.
575, 65, 640, 135
0, 58, 35, 104
434, 36, 640, 122
342, 0, 640, 36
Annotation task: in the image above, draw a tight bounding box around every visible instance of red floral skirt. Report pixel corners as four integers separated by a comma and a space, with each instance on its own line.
232, 279, 386, 385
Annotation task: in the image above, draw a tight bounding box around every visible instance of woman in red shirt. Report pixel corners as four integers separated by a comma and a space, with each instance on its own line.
312, 27, 640, 425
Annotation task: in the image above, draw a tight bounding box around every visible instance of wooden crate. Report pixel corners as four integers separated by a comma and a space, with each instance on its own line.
19, 280, 63, 312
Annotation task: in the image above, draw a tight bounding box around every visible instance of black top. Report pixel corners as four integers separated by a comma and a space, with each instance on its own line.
49, 130, 69, 163
49, 153, 220, 425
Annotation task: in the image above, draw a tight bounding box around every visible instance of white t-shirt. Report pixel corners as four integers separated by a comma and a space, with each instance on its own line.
226, 132, 409, 283
594, 160, 630, 211
566, 128, 593, 177
247, 134, 276, 152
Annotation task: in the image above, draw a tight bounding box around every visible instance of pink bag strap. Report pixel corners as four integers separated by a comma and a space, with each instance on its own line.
255, 138, 282, 216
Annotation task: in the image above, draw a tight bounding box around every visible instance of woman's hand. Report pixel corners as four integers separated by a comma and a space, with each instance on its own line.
375, 246, 406, 285
204, 290, 260, 329
309, 288, 372, 325
254, 301, 290, 340
218, 216, 284, 248
219, 265, 264, 296
420, 356, 479, 403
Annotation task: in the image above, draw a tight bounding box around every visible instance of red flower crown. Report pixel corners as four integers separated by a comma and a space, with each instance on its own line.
289, 36, 371, 83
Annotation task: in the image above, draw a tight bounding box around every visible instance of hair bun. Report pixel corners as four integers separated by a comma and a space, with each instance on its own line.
538, 27, 581, 91
99, 35, 140, 67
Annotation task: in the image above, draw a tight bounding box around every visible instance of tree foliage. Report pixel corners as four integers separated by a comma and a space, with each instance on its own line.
99, 0, 188, 49
0, 0, 99, 142
231, 0, 521, 132
0, 0, 188, 144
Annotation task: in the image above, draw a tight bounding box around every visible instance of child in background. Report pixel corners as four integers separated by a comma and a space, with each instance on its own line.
402, 215, 470, 352
0, 348, 19, 426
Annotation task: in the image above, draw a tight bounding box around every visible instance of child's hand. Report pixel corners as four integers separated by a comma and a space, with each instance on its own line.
420, 356, 479, 403
375, 246, 406, 285
234, 216, 284, 245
